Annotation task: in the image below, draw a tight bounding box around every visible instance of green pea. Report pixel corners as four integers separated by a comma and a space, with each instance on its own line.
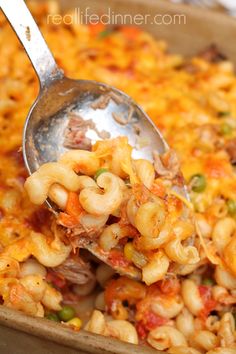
58, 306, 76, 322
190, 174, 207, 192
227, 199, 236, 215
218, 111, 230, 117
46, 313, 60, 322
202, 278, 215, 286
98, 30, 111, 39
94, 168, 109, 181
220, 123, 232, 135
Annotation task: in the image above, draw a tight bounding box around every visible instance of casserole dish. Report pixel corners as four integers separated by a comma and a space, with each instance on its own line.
0, 0, 236, 353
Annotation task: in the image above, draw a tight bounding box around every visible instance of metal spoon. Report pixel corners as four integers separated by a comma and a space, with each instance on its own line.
1, 0, 188, 280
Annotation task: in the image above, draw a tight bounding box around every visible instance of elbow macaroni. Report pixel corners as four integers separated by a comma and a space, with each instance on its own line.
152, 294, 184, 319
147, 326, 187, 351
24, 162, 82, 205
133, 159, 155, 189
181, 280, 203, 316
176, 308, 195, 337
142, 251, 169, 285
25, 137, 199, 285
79, 172, 124, 216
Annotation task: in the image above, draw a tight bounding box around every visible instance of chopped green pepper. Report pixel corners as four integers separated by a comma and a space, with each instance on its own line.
220, 123, 233, 135
218, 111, 230, 117
190, 174, 207, 192
227, 199, 236, 215
202, 278, 215, 286
94, 168, 109, 181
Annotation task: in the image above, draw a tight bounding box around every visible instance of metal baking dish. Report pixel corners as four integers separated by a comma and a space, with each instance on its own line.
0, 0, 236, 353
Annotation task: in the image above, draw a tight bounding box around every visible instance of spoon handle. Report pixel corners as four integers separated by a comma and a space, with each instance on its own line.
0, 0, 64, 88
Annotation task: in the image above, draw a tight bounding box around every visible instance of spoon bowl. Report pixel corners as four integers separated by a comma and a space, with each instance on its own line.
23, 77, 168, 176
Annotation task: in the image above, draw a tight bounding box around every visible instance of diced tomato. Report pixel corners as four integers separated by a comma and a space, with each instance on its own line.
150, 180, 166, 198
145, 311, 167, 330
46, 271, 66, 289
105, 276, 146, 308
198, 285, 210, 298
66, 192, 83, 217
118, 237, 128, 246
199, 299, 217, 319
136, 311, 167, 339
119, 202, 130, 226
204, 156, 231, 178
125, 225, 139, 237
132, 183, 150, 205
159, 278, 180, 296
136, 321, 148, 340
89, 22, 106, 36
135, 284, 161, 322
120, 26, 141, 40
198, 285, 217, 319
147, 283, 161, 297
108, 249, 132, 268
167, 194, 183, 213
57, 212, 79, 228
74, 163, 88, 174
